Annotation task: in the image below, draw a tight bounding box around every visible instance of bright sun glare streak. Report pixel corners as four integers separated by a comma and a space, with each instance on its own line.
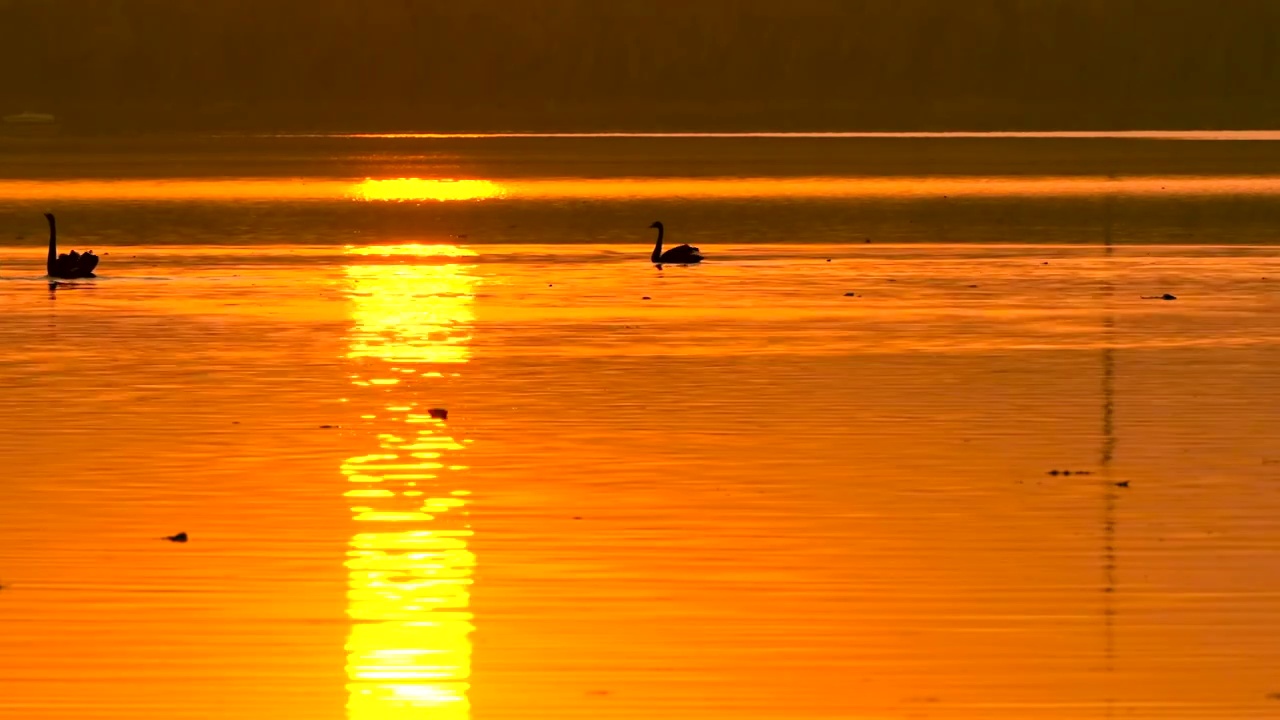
344, 250, 476, 365
345, 244, 479, 258
351, 178, 505, 202
9, 175, 1280, 202
344, 248, 477, 720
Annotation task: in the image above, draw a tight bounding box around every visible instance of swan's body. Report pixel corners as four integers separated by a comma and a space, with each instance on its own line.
45, 213, 98, 279
649, 221, 703, 264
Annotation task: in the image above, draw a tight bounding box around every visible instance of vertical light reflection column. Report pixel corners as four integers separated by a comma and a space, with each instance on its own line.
342, 246, 477, 719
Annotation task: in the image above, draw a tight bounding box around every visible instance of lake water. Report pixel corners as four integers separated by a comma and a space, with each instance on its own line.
2, 134, 1280, 719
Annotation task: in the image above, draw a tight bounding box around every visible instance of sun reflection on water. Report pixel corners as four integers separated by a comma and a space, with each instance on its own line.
351, 178, 505, 202
345, 244, 480, 258
343, 246, 477, 719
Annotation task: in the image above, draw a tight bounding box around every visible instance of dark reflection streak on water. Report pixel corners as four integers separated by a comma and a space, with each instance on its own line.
1100, 194, 1118, 718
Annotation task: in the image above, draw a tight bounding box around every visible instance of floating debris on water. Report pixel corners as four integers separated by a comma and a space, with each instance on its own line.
428, 408, 449, 420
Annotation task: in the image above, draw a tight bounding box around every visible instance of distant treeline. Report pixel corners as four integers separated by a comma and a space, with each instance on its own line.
2, 0, 1278, 132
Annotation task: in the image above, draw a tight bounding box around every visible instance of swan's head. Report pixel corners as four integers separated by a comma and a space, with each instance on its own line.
44, 212, 55, 222
649, 221, 663, 229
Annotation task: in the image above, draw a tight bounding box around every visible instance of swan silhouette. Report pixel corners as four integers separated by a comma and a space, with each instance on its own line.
44, 213, 99, 279
649, 221, 703, 265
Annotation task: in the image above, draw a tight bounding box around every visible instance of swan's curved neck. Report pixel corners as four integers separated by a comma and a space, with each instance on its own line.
651, 225, 664, 263
46, 215, 57, 274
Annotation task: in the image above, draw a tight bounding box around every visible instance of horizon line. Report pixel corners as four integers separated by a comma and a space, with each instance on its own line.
248, 130, 1280, 141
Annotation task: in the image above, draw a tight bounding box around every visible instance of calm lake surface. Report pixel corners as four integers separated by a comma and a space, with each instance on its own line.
2, 135, 1280, 719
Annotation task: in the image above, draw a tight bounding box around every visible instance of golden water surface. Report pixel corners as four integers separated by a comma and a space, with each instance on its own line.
2, 240, 1279, 719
